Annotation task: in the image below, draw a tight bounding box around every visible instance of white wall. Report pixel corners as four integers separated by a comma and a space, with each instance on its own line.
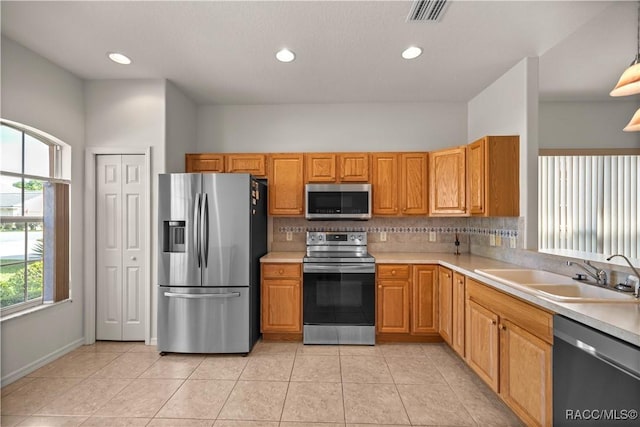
165, 81, 197, 172
84, 79, 166, 341
540, 100, 640, 149
196, 103, 467, 152
1, 37, 86, 384
468, 57, 539, 250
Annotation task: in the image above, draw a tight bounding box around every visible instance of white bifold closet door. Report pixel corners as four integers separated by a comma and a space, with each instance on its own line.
96, 154, 146, 341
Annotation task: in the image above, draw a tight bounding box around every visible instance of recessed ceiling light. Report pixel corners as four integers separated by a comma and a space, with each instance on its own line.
401, 46, 422, 60
276, 48, 296, 63
108, 52, 132, 65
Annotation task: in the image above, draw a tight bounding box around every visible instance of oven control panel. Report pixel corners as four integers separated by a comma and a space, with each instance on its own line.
306, 231, 367, 246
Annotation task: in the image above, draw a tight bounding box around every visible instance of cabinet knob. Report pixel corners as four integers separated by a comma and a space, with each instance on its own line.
378, 285, 382, 289
491, 320, 497, 325
445, 274, 450, 278
391, 270, 396, 275
500, 324, 507, 331
279, 269, 284, 274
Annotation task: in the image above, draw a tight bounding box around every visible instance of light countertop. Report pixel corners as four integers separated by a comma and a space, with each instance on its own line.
260, 251, 640, 346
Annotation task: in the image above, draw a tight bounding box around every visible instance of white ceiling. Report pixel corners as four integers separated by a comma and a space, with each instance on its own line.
1, 1, 634, 105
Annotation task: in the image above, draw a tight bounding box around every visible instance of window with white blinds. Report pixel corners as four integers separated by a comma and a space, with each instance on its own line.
538, 154, 639, 258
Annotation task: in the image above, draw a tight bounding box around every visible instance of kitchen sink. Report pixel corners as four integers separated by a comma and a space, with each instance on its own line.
474, 268, 639, 303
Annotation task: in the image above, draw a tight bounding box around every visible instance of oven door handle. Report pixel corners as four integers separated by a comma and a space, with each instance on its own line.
303, 263, 375, 274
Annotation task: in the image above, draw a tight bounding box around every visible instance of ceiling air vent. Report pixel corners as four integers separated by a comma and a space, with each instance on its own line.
407, 0, 449, 22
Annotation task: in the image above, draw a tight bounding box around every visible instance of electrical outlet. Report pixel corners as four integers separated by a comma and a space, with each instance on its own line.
489, 234, 496, 246
380, 231, 387, 242
429, 231, 436, 242
286, 231, 293, 241
509, 236, 517, 248
495, 235, 502, 246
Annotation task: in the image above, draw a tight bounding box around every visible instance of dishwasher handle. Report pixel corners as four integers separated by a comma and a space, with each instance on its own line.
554, 315, 640, 381
164, 292, 241, 299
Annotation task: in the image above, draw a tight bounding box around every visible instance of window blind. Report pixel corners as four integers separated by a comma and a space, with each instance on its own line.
539, 155, 639, 258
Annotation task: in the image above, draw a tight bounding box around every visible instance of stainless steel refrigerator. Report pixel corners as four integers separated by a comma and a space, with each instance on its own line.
157, 173, 267, 354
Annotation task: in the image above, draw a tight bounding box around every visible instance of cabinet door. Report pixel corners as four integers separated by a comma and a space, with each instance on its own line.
400, 153, 428, 215
438, 267, 453, 344
467, 139, 486, 215
451, 272, 466, 357
429, 146, 466, 216
376, 279, 410, 333
225, 154, 267, 177
268, 154, 304, 216
338, 153, 369, 182
466, 299, 500, 392
411, 265, 438, 334
500, 320, 552, 427
185, 154, 224, 173
305, 153, 336, 182
371, 153, 399, 215
261, 279, 301, 332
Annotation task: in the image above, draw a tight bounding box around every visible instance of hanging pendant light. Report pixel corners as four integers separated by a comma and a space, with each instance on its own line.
623, 108, 640, 131
611, 1, 640, 96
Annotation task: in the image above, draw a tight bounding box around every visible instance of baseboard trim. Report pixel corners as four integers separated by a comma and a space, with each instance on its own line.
1, 337, 85, 387
149, 337, 157, 346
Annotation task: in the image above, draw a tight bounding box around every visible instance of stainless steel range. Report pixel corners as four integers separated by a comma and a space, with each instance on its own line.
303, 231, 375, 345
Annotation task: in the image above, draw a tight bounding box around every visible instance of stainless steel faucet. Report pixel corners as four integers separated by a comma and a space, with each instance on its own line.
606, 254, 640, 298
566, 260, 608, 286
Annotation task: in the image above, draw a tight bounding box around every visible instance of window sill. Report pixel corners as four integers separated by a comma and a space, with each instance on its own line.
0, 299, 73, 323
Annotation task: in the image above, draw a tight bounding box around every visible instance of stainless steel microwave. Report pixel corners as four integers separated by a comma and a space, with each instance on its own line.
305, 184, 372, 220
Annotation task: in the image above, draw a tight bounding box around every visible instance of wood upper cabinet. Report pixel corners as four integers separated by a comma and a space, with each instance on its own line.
451, 272, 466, 357
371, 153, 399, 215
467, 136, 519, 216
429, 146, 467, 216
225, 153, 267, 177
305, 152, 368, 183
338, 153, 369, 182
466, 299, 500, 392
438, 267, 453, 344
400, 153, 428, 215
268, 154, 304, 216
261, 263, 301, 333
305, 153, 336, 182
376, 264, 410, 334
411, 265, 438, 334
185, 153, 224, 173
500, 319, 552, 427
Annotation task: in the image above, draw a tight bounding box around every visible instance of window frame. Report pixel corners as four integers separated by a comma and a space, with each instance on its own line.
0, 121, 70, 317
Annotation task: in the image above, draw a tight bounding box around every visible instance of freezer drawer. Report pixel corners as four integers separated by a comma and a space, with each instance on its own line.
158, 286, 250, 354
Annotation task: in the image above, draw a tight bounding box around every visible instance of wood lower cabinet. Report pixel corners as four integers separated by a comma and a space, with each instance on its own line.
466, 299, 500, 391
438, 267, 453, 344
185, 153, 224, 172
500, 320, 552, 427
376, 264, 410, 333
429, 146, 466, 216
377, 264, 438, 339
451, 272, 466, 357
411, 265, 438, 334
261, 263, 302, 334
467, 136, 519, 216
268, 154, 304, 216
465, 278, 553, 427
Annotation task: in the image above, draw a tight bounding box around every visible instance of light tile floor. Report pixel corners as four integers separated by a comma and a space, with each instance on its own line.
1, 341, 523, 427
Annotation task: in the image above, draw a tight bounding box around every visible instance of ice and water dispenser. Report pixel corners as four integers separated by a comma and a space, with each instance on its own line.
164, 221, 186, 252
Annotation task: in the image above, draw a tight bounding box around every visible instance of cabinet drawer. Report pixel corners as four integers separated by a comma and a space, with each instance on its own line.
377, 264, 410, 279
262, 263, 301, 279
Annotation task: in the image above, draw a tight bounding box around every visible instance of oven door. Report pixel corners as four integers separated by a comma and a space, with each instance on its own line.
303, 263, 375, 326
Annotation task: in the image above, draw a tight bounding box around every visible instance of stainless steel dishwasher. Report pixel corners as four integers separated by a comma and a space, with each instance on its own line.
553, 315, 640, 426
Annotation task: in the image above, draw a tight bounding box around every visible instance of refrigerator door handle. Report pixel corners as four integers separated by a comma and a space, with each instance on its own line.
202, 193, 209, 268
193, 193, 201, 268
163, 291, 241, 299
